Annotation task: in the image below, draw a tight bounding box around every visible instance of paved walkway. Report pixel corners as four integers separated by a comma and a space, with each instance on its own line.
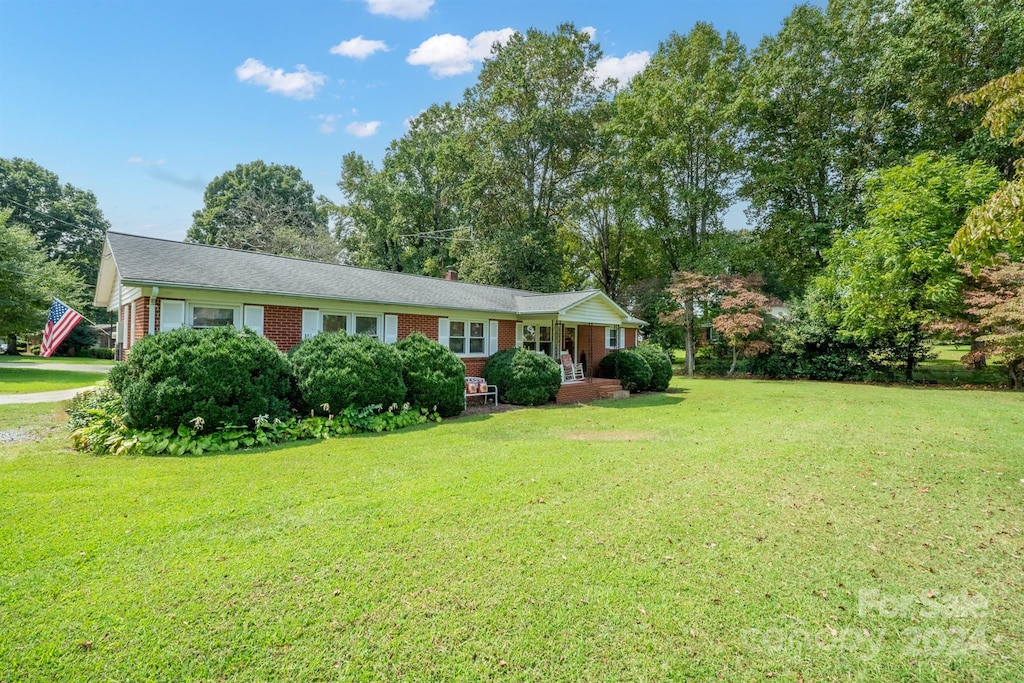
0, 385, 101, 405
0, 362, 112, 372
0, 361, 110, 404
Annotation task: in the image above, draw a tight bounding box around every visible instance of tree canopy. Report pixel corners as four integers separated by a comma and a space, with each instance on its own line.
0, 157, 110, 289
0, 208, 85, 344
811, 153, 1000, 378
188, 161, 337, 262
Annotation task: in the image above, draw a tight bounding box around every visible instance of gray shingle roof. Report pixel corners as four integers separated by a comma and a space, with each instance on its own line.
104, 232, 611, 317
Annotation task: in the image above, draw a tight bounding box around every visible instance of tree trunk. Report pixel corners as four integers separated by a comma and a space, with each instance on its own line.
1010, 359, 1023, 391
905, 350, 914, 382
684, 295, 695, 378
728, 344, 737, 377
5, 335, 18, 355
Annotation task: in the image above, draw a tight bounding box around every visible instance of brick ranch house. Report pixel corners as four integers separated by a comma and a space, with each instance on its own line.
94, 233, 644, 402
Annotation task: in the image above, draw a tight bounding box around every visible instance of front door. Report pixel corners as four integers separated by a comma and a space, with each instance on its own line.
563, 325, 577, 363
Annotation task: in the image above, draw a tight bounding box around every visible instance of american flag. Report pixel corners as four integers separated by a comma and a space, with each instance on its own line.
40, 299, 84, 358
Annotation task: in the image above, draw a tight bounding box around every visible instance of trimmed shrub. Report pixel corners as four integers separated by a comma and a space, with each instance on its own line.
109, 326, 292, 431
633, 343, 673, 391
290, 333, 406, 413
482, 348, 561, 406
394, 332, 465, 417
599, 349, 653, 393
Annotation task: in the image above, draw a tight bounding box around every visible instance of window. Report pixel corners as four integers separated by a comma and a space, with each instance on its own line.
606, 325, 621, 349
323, 314, 347, 334
320, 312, 382, 337
522, 324, 553, 356
355, 315, 379, 338
538, 325, 553, 356
469, 322, 485, 354
449, 321, 466, 354
447, 319, 487, 355
191, 305, 236, 329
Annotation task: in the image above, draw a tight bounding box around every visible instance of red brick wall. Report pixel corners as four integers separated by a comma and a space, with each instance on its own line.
397, 313, 439, 341
624, 327, 637, 348
135, 299, 149, 345
498, 319, 517, 350
575, 324, 612, 373
264, 305, 304, 352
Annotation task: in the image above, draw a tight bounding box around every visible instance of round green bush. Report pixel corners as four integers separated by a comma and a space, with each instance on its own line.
633, 342, 673, 391
394, 332, 465, 417
598, 349, 653, 393
290, 333, 406, 413
109, 326, 292, 431
482, 348, 561, 406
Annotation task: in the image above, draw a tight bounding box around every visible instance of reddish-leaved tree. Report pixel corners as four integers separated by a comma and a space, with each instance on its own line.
966, 259, 1024, 389
712, 277, 773, 376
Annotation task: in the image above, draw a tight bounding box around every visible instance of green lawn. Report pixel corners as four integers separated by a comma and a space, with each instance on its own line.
0, 368, 109, 394
1, 379, 1022, 681
0, 354, 115, 367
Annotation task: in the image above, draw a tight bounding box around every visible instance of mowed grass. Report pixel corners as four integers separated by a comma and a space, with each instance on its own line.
0, 368, 108, 395
0, 355, 115, 366
1, 380, 1022, 681
0, 368, 109, 394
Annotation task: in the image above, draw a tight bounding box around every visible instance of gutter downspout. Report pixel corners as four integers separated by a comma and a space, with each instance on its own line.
148, 287, 159, 337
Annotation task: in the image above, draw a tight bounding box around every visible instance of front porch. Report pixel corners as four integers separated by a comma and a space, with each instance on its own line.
555, 377, 629, 404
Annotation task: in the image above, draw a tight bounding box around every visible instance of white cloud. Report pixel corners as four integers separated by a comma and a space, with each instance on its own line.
330, 36, 389, 59
407, 28, 516, 77
581, 26, 597, 40
346, 120, 382, 137
315, 114, 342, 134
235, 58, 327, 99
365, 0, 433, 20
594, 51, 651, 87
127, 156, 165, 167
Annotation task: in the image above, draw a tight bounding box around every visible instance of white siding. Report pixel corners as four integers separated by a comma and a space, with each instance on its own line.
561, 297, 625, 325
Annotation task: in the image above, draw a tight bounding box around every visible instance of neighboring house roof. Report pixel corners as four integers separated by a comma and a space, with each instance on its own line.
95, 232, 644, 324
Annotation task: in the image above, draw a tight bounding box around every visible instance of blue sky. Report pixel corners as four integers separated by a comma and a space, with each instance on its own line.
1, 0, 819, 242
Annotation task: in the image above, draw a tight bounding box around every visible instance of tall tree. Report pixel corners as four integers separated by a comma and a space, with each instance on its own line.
454, 24, 609, 292
811, 154, 1000, 379
0, 209, 84, 353
188, 161, 336, 261
740, 5, 844, 297
569, 102, 653, 300
741, 0, 1024, 296
337, 104, 468, 275
0, 157, 110, 291
950, 68, 1024, 262
613, 22, 746, 375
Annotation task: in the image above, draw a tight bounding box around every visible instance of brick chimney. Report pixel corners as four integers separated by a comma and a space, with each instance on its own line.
444, 269, 459, 281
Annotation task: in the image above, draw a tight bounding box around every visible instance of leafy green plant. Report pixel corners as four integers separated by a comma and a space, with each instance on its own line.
108, 326, 292, 431
632, 343, 673, 391
394, 332, 466, 417
66, 385, 137, 455
482, 348, 561, 406
290, 333, 406, 413
69, 399, 440, 457
598, 349, 653, 393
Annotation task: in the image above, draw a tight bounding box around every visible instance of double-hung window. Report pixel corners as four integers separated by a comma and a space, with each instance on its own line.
448, 320, 487, 355
521, 324, 553, 356
355, 315, 379, 339
606, 325, 622, 350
